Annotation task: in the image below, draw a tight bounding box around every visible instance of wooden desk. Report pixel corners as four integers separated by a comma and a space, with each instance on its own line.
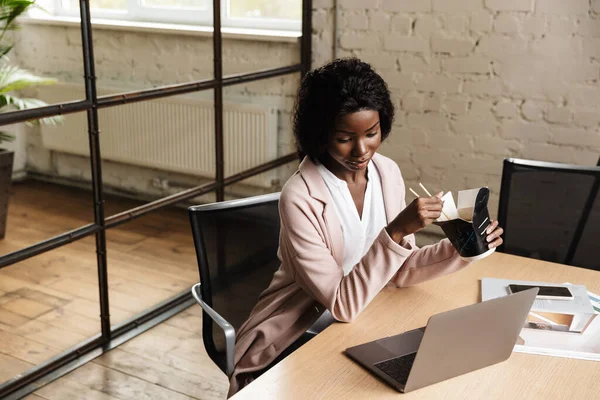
231, 253, 600, 399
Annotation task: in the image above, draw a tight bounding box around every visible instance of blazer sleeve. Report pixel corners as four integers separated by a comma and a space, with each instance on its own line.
279, 190, 416, 323
388, 239, 470, 287
387, 184, 471, 288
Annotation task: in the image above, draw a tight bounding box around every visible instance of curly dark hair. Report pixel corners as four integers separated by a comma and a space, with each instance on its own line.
292, 57, 395, 161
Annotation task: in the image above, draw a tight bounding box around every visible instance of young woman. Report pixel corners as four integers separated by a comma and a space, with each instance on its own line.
228, 58, 503, 396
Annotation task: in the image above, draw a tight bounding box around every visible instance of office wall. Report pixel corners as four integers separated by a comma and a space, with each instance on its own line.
12, 23, 300, 201
313, 0, 600, 216
13, 0, 600, 212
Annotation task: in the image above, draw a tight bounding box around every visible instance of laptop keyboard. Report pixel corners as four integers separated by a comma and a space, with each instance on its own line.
373, 352, 417, 386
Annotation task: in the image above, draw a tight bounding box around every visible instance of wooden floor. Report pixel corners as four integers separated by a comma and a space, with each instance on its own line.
24, 305, 228, 400
0, 181, 228, 399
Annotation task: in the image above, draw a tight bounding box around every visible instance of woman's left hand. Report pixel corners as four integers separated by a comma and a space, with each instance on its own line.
485, 220, 503, 249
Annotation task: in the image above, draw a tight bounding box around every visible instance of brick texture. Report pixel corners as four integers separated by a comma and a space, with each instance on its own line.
486, 0, 533, 12
315, 0, 600, 203
536, 0, 589, 15
14, 23, 301, 198
381, 0, 431, 12
15, 0, 600, 211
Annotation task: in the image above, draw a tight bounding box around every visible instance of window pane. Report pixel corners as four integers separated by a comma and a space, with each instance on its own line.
142, 0, 208, 9
63, 0, 127, 10
228, 0, 301, 20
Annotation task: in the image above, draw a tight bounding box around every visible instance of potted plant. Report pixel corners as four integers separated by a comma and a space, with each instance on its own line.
0, 0, 62, 238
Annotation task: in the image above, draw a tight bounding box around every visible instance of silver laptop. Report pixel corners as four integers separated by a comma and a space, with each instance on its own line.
345, 288, 537, 393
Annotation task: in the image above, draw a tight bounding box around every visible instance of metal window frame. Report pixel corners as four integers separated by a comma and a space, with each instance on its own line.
0, 0, 311, 397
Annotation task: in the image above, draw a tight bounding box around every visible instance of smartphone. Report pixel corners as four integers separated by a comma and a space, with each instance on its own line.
508, 284, 573, 300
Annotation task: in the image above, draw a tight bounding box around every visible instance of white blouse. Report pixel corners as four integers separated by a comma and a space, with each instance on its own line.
316, 160, 388, 275
309, 160, 389, 333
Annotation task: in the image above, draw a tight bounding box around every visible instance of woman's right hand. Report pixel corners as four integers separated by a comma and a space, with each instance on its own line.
385, 192, 444, 243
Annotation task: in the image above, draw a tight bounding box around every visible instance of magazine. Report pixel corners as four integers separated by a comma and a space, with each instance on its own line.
481, 278, 600, 361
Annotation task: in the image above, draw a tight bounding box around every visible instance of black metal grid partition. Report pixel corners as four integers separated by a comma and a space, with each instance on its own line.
0, 0, 312, 397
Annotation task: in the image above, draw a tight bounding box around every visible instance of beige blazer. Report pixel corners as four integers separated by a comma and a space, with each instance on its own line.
228, 153, 470, 396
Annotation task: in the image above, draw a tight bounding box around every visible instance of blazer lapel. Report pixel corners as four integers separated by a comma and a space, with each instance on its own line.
298, 157, 345, 267
372, 153, 403, 224
298, 154, 404, 266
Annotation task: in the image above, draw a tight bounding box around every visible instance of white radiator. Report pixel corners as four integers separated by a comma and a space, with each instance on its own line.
38, 84, 279, 188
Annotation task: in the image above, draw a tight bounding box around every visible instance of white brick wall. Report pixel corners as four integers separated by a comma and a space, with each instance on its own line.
443, 56, 491, 74
341, 11, 369, 30
471, 12, 493, 33
340, 32, 379, 49
442, 15, 469, 34
494, 100, 519, 118
536, 0, 589, 15
13, 0, 600, 213
383, 35, 428, 52
414, 15, 442, 37
486, 0, 533, 12
381, 0, 430, 13
14, 23, 300, 198
431, 36, 474, 55
369, 10, 391, 32
416, 74, 461, 93
391, 15, 412, 34
521, 101, 545, 121
494, 14, 521, 34
312, 0, 600, 219
433, 0, 482, 12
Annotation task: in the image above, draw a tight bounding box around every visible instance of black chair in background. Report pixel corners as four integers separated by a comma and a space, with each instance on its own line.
189, 192, 316, 378
497, 158, 600, 271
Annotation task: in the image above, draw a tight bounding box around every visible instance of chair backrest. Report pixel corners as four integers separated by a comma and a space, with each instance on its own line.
189, 192, 281, 373
497, 158, 600, 271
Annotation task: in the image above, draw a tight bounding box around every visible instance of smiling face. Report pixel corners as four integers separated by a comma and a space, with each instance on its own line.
322, 109, 382, 180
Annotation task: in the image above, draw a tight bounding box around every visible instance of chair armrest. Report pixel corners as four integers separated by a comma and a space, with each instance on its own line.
191, 283, 236, 378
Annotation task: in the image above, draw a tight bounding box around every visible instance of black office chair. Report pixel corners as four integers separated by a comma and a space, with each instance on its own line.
189, 192, 315, 379
497, 158, 600, 271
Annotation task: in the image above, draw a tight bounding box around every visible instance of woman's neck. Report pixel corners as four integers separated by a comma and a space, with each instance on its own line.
319, 155, 367, 185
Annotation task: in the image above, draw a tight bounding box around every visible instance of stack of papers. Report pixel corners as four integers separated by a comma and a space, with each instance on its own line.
481, 278, 596, 332
481, 278, 600, 361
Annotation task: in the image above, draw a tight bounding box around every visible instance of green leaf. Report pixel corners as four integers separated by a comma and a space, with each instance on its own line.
0, 44, 12, 57
0, 0, 54, 144
0, 0, 35, 49
0, 0, 35, 22
0, 65, 57, 94
0, 130, 14, 142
